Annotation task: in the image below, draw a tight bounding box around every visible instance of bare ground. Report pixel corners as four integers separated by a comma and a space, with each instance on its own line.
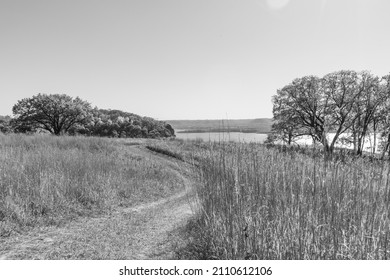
0, 145, 197, 260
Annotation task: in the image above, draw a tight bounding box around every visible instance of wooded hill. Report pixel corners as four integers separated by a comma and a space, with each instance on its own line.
1, 94, 175, 139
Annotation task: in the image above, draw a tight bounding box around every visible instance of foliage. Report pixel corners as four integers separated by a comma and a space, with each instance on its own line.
0, 115, 12, 133
72, 108, 175, 138
348, 72, 384, 154
271, 70, 390, 155
12, 94, 93, 135
8, 94, 175, 139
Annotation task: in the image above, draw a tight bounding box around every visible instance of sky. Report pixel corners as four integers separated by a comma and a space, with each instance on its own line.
1, 0, 390, 120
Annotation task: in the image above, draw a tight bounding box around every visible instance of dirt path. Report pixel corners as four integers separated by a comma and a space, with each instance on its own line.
0, 146, 197, 260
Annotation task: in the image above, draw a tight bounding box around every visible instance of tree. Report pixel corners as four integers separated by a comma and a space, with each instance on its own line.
271, 70, 390, 155
348, 72, 385, 155
272, 76, 329, 150
0, 115, 12, 133
271, 90, 308, 145
376, 74, 390, 158
321, 70, 365, 154
12, 94, 92, 135
77, 108, 175, 138
164, 123, 175, 136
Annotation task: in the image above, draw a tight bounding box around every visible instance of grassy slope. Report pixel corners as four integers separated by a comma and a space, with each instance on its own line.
0, 134, 183, 238
165, 118, 273, 133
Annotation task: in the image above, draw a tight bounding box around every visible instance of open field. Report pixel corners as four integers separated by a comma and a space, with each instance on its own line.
1, 134, 390, 259
0, 135, 192, 259
147, 140, 390, 260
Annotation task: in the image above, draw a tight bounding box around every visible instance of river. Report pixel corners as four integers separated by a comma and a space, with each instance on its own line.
175, 131, 268, 143
174, 131, 381, 153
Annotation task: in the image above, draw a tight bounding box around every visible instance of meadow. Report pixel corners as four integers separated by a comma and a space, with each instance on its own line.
150, 140, 390, 260
0, 134, 182, 238
2, 133, 390, 260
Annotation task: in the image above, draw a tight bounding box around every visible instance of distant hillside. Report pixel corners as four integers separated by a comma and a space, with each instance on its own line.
165, 118, 273, 133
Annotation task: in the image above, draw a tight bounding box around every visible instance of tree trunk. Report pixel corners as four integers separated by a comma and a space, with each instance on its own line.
357, 136, 363, 156
381, 134, 390, 160
323, 137, 331, 156
373, 132, 376, 154
352, 125, 357, 154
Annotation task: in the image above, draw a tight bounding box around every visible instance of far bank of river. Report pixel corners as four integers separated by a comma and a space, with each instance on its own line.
174, 130, 268, 143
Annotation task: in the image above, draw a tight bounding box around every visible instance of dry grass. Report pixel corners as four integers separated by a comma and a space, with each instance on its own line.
4, 134, 388, 260
145, 145, 184, 161
183, 141, 390, 259
0, 134, 182, 237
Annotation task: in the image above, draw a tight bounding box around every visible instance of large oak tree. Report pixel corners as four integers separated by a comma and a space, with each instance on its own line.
270, 70, 389, 155
12, 94, 92, 135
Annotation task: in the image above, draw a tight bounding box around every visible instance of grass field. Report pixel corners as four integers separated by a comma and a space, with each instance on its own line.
2, 134, 390, 260
0, 134, 182, 237
157, 140, 390, 260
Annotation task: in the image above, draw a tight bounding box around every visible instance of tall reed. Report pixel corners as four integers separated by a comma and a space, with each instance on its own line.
193, 142, 390, 259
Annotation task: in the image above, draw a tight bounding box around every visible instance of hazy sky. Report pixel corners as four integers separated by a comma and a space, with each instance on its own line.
1, 0, 389, 120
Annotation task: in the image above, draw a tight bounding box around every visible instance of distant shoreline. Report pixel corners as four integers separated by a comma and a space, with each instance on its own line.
167, 118, 273, 135
176, 129, 270, 134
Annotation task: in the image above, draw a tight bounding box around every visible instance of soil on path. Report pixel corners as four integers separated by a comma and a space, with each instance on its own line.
0, 145, 197, 260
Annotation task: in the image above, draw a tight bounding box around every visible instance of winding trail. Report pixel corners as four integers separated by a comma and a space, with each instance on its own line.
0, 145, 198, 260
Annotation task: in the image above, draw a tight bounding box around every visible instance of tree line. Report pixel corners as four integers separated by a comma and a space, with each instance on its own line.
268, 70, 390, 157
0, 93, 175, 139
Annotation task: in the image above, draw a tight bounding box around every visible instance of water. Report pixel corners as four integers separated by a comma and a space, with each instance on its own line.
175, 131, 268, 143
175, 131, 381, 153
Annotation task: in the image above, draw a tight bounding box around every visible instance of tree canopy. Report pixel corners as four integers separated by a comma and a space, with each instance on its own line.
73, 108, 175, 138
0, 115, 12, 133
9, 93, 175, 139
270, 70, 390, 156
12, 94, 92, 135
